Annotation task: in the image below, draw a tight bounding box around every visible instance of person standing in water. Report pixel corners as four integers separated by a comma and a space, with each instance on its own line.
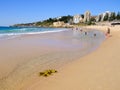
85, 32, 87, 35
94, 33, 96, 37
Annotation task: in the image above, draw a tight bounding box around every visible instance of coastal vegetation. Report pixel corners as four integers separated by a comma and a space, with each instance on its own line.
13, 15, 73, 27
103, 12, 116, 21
116, 12, 120, 20
36, 15, 73, 27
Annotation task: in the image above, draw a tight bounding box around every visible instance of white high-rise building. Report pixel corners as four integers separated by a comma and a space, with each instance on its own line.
73, 14, 83, 23
96, 11, 113, 22
84, 11, 91, 22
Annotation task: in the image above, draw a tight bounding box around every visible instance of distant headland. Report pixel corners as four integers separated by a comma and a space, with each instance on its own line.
11, 11, 120, 28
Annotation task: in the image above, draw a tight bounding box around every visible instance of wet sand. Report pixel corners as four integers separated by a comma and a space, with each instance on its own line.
0, 29, 105, 90
26, 25, 120, 90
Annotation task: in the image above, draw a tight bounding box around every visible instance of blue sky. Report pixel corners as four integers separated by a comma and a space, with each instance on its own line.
0, 0, 120, 26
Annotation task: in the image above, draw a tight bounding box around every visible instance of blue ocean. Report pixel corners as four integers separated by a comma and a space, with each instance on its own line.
0, 26, 66, 39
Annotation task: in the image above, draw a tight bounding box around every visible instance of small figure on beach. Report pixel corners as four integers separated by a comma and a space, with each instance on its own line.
76, 28, 78, 30
106, 28, 110, 35
105, 27, 111, 38
107, 28, 110, 34
85, 32, 87, 35
80, 29, 83, 32
94, 33, 96, 37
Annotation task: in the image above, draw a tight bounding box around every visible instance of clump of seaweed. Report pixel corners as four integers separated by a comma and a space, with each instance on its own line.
39, 69, 57, 77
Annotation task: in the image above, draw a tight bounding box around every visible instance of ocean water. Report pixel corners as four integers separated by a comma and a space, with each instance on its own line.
0, 26, 66, 39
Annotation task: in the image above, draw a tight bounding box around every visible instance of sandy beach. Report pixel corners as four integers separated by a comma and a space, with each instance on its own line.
0, 26, 120, 90
0, 0, 119, 89
26, 25, 120, 90
0, 28, 105, 90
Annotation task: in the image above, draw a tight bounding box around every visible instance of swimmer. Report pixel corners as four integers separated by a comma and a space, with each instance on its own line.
94, 33, 96, 37
85, 32, 87, 35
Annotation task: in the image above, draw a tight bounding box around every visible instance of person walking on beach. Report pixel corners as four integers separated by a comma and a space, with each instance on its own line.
107, 28, 110, 34
105, 27, 111, 37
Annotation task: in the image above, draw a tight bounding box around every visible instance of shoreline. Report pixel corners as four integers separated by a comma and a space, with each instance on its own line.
26, 25, 120, 90
0, 27, 69, 40
0, 28, 105, 90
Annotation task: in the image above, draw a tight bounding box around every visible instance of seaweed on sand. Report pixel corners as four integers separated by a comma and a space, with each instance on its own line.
39, 69, 57, 77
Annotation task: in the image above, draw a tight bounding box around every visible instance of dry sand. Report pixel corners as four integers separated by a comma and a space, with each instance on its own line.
26, 25, 120, 90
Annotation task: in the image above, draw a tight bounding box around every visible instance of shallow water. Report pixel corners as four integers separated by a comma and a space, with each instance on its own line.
0, 29, 105, 90
0, 27, 66, 40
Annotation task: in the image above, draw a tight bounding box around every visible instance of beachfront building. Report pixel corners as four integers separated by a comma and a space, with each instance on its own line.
53, 21, 65, 27
84, 11, 91, 22
96, 14, 102, 22
96, 11, 115, 22
73, 14, 83, 24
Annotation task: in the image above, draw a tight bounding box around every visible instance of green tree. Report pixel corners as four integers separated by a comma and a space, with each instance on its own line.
116, 12, 120, 20
109, 12, 116, 21
87, 20, 92, 25
59, 15, 73, 23
81, 14, 84, 18
90, 17, 96, 22
98, 15, 102, 22
103, 13, 109, 21
35, 18, 58, 26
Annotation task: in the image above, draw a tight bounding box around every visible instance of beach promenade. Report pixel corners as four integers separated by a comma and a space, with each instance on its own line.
27, 26, 120, 90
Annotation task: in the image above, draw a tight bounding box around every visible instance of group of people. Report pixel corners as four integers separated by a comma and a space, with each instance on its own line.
72, 27, 97, 37
72, 27, 111, 38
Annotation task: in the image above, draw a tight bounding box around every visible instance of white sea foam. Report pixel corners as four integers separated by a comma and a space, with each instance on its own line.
0, 29, 68, 40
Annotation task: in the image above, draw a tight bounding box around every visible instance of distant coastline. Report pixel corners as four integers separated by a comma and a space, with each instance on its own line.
11, 11, 120, 28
